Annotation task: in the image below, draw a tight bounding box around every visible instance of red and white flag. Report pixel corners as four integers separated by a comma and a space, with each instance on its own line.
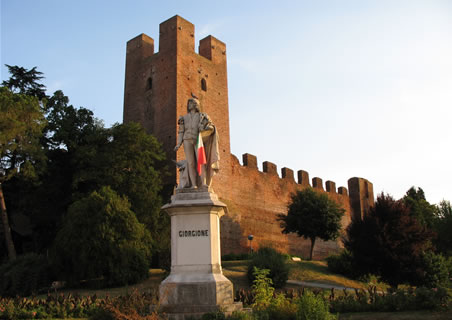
196, 132, 207, 175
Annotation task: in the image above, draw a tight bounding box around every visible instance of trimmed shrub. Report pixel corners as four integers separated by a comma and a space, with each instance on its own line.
52, 186, 153, 287
0, 253, 52, 296
326, 250, 354, 277
247, 247, 289, 289
222, 253, 250, 261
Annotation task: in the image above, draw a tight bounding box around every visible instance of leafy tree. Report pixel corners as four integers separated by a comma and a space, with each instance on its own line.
278, 188, 345, 260
344, 193, 434, 287
43, 90, 102, 151
433, 200, 452, 256
71, 122, 168, 248
0, 87, 46, 260
1, 66, 169, 267
403, 187, 436, 229
2, 89, 104, 254
52, 186, 152, 287
1, 65, 46, 100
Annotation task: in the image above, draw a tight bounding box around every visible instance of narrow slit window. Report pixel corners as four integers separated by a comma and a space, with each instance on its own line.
201, 78, 207, 91
147, 77, 153, 90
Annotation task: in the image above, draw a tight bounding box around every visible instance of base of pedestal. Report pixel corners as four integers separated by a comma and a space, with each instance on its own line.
159, 273, 242, 319
159, 302, 243, 320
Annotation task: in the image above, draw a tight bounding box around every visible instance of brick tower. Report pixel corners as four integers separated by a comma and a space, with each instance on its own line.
124, 15, 231, 187
123, 15, 375, 259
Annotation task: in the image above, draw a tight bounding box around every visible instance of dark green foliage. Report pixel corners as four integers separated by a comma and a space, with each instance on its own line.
0, 253, 52, 296
278, 188, 345, 260
201, 311, 227, 320
52, 186, 152, 287
419, 251, 451, 288
403, 187, 437, 229
73, 122, 167, 232
247, 247, 289, 289
43, 90, 101, 152
222, 253, 251, 261
0, 87, 46, 181
1, 85, 47, 260
433, 200, 452, 257
329, 286, 450, 313
296, 291, 337, 320
326, 250, 355, 277
344, 192, 434, 287
1, 65, 46, 100
3, 86, 168, 261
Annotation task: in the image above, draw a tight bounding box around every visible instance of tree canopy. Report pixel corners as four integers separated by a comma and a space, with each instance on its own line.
278, 188, 345, 260
0, 86, 46, 260
344, 192, 434, 287
0, 87, 46, 182
1, 66, 169, 273
1, 65, 46, 100
403, 186, 437, 229
433, 200, 452, 257
52, 186, 152, 286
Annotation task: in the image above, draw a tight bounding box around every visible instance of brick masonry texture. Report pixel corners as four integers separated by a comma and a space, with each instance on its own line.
123, 15, 375, 259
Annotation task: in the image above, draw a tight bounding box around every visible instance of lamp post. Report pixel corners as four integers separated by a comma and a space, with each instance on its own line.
248, 234, 254, 255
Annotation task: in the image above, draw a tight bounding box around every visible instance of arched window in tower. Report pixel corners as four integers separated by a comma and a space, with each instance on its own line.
201, 78, 207, 91
147, 77, 153, 91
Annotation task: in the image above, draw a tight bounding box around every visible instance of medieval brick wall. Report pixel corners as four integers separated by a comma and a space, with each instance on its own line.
123, 15, 374, 259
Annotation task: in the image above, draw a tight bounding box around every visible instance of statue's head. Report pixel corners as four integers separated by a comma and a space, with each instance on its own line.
187, 98, 200, 113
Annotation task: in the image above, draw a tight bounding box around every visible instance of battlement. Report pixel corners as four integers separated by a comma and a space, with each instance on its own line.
159, 15, 195, 53
199, 36, 227, 63
240, 153, 349, 196
126, 33, 154, 56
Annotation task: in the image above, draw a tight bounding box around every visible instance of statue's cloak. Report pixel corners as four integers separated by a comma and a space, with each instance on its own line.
203, 126, 220, 187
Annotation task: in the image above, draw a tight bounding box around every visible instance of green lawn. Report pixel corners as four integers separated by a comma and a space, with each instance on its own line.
222, 259, 377, 291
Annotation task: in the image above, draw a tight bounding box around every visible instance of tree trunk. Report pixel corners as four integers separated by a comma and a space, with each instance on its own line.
0, 183, 16, 260
309, 237, 316, 260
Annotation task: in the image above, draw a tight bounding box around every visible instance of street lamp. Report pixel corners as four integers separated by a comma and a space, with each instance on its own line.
248, 234, 254, 255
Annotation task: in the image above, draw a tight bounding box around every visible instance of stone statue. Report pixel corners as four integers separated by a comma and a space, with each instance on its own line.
174, 97, 219, 189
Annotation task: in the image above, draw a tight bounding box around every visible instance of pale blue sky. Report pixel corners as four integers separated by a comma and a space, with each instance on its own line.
2, 0, 452, 204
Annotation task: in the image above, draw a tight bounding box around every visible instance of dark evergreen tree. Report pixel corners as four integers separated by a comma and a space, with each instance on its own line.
2, 65, 46, 100
433, 200, 452, 257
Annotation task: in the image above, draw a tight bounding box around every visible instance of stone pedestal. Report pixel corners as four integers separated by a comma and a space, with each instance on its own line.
159, 188, 242, 320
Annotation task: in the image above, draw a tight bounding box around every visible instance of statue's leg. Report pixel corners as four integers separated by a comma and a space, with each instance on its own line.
183, 139, 197, 187
200, 166, 207, 187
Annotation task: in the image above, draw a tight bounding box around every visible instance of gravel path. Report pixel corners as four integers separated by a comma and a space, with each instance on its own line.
287, 280, 356, 291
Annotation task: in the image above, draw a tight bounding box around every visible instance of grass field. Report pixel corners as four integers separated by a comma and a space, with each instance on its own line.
222, 259, 375, 291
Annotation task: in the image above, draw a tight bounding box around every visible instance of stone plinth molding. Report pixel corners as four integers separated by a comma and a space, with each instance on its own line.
159, 189, 242, 319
